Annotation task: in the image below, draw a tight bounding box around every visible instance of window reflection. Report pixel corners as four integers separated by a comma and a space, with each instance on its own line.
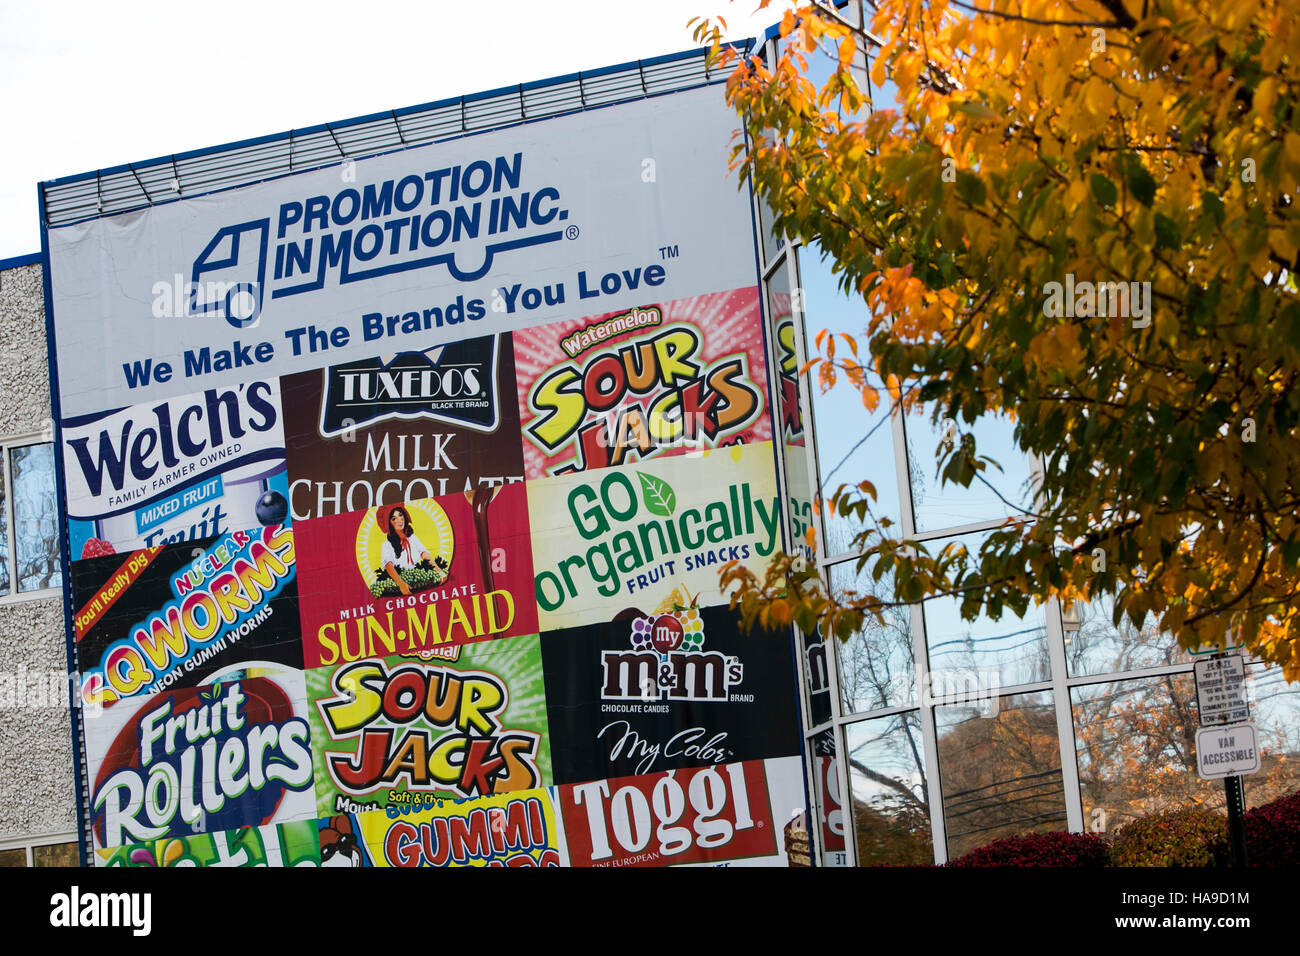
799, 247, 900, 559
802, 627, 835, 727
921, 531, 1051, 690
12, 444, 62, 592
1071, 674, 1214, 834
1063, 593, 1189, 677
829, 561, 915, 713
757, 198, 783, 268
905, 409, 1035, 533
0, 454, 8, 593
766, 260, 817, 566
32, 842, 78, 867
936, 691, 1067, 859
845, 712, 933, 865
811, 729, 850, 866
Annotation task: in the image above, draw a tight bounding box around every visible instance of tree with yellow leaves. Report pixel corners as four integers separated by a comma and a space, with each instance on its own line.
696, 1, 1300, 674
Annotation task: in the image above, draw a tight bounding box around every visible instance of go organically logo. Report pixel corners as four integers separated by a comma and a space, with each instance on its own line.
532, 460, 780, 614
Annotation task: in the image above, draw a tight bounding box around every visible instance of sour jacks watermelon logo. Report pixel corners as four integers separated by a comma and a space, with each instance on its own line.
605, 591, 742, 703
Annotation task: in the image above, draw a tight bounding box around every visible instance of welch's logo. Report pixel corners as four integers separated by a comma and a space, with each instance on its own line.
62, 381, 283, 517
318, 337, 501, 438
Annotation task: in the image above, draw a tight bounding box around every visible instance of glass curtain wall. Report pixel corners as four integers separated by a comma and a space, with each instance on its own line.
752, 1, 1300, 866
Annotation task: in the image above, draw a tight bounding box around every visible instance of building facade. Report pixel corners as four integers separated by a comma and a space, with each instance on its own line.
0, 253, 77, 866
7, 7, 1300, 868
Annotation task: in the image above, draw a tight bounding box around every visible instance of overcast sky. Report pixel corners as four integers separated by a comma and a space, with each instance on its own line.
0, 0, 794, 260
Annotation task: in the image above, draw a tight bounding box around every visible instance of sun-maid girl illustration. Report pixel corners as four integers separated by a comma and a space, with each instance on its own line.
361, 501, 454, 599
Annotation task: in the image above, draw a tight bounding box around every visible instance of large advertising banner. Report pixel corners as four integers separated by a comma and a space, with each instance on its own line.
83, 666, 317, 854
513, 288, 770, 478
46, 88, 756, 420
307, 636, 552, 815
527, 441, 782, 632
46, 80, 811, 865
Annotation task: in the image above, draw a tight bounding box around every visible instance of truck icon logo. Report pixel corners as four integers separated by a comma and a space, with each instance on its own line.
190, 219, 269, 329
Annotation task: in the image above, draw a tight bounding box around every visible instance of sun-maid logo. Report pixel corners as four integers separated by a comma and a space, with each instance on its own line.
188, 153, 568, 327
602, 597, 743, 702
525, 322, 763, 474
318, 337, 500, 438
91, 677, 314, 849
317, 659, 541, 800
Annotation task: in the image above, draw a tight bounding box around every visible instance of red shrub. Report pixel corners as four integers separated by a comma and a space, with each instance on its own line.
946, 831, 1110, 867
1245, 790, 1300, 866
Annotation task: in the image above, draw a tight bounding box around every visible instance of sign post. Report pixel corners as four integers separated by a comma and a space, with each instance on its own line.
1194, 652, 1254, 866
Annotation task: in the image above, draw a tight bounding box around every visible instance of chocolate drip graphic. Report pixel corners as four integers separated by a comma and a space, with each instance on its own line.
466, 485, 501, 592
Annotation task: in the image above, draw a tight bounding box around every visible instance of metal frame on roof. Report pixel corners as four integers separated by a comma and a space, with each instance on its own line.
39, 41, 756, 230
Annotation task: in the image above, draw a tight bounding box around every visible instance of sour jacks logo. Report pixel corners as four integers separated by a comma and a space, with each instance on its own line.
606, 597, 742, 702
89, 675, 315, 850
525, 321, 759, 476
315, 657, 543, 801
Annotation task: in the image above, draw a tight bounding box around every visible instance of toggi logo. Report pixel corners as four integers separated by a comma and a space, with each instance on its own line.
562, 761, 774, 867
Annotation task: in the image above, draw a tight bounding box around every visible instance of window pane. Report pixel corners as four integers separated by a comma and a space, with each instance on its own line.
810, 729, 850, 866
1071, 674, 1215, 834
1242, 665, 1300, 806
757, 198, 783, 267
921, 531, 1051, 690
0, 452, 8, 593
1063, 593, 1189, 677
12, 444, 62, 593
1074, 666, 1300, 838
845, 711, 933, 865
829, 561, 915, 713
905, 409, 1035, 533
32, 842, 78, 867
766, 260, 817, 566
799, 248, 901, 559
936, 690, 1067, 859
0, 848, 23, 867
